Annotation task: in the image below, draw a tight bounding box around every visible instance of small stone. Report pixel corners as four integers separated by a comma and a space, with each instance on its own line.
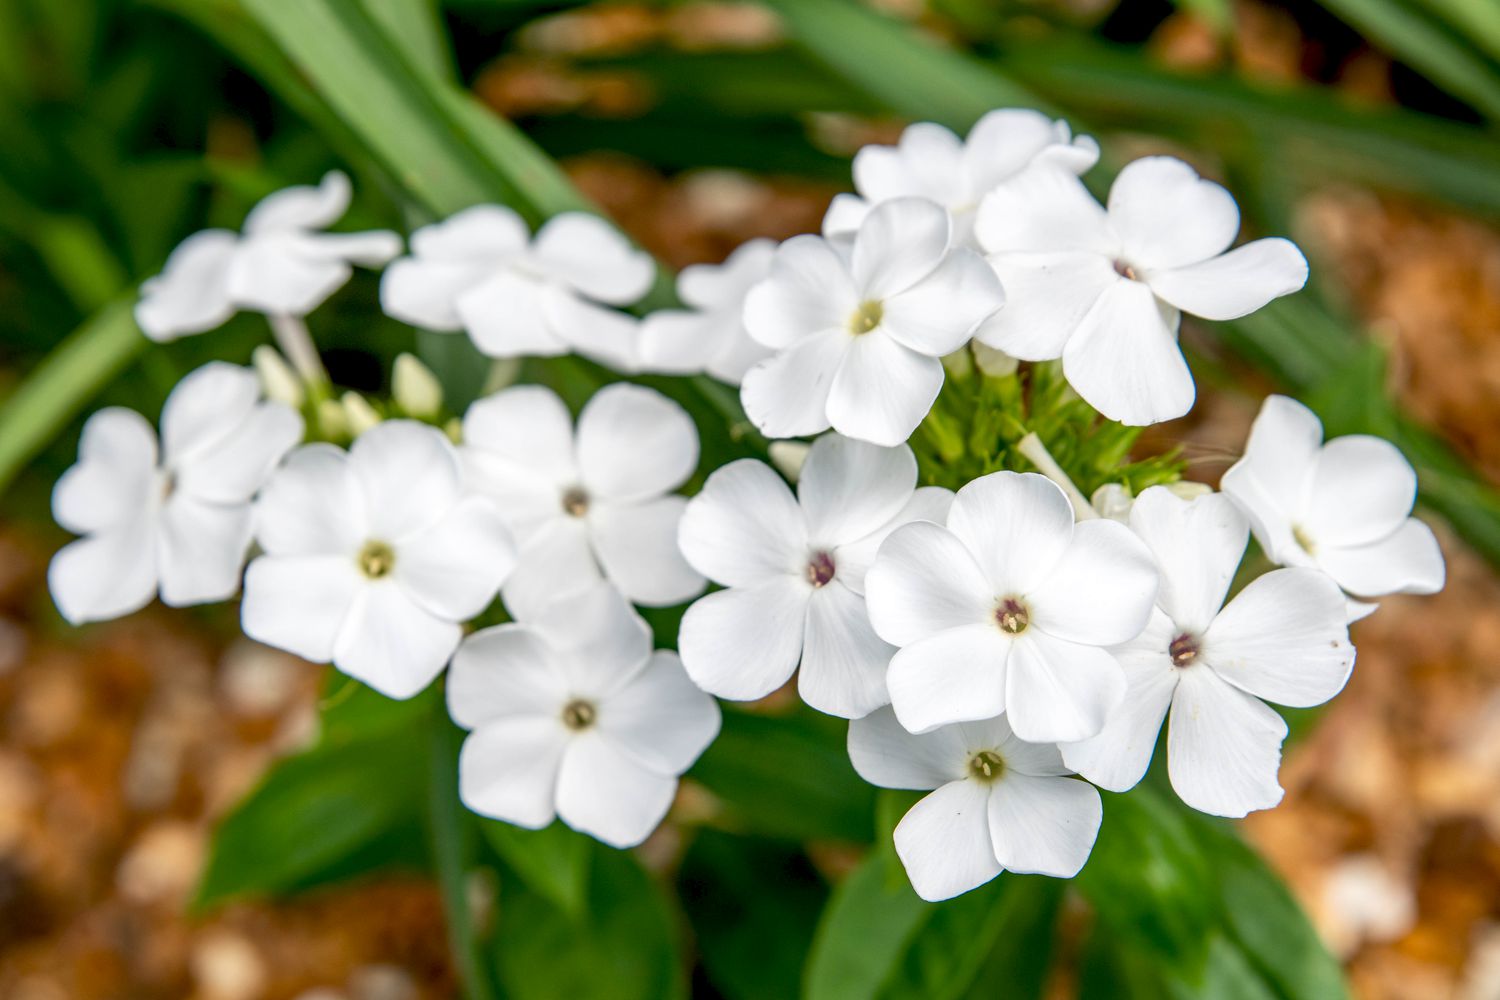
191, 930, 267, 1000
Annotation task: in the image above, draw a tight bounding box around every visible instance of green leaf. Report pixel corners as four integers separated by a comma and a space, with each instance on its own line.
481, 819, 592, 919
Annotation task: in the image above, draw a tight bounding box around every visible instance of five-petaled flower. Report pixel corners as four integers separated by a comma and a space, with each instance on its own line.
638, 238, 775, 385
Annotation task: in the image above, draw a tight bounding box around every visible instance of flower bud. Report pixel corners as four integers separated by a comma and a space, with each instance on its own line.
393, 352, 443, 419
769, 440, 810, 482
1167, 481, 1213, 502
1091, 483, 1134, 523
972, 341, 1019, 378
342, 391, 382, 437
252, 345, 304, 409
316, 399, 349, 440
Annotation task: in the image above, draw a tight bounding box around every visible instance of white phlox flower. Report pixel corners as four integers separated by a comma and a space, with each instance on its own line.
973, 156, 1309, 426
741, 197, 1005, 446
676, 433, 952, 719
1221, 395, 1445, 612
865, 470, 1159, 743
380, 204, 655, 370
135, 171, 401, 342
1061, 486, 1355, 817
49, 362, 303, 624
638, 238, 775, 385
460, 382, 704, 617
241, 420, 517, 699
448, 581, 720, 848
822, 109, 1098, 247
848, 707, 1102, 901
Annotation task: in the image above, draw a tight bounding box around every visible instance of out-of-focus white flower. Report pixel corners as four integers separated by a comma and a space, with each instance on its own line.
638, 239, 775, 385
970, 340, 1018, 378
866, 471, 1158, 742
849, 707, 1101, 901
823, 110, 1098, 247
392, 353, 444, 419
1221, 395, 1445, 611
974, 157, 1308, 426
1061, 487, 1354, 817
50, 362, 302, 624
340, 392, 381, 437
136, 172, 400, 342
242, 420, 516, 699
380, 205, 654, 369
677, 433, 952, 718
251, 345, 304, 409
741, 198, 1004, 446
448, 582, 719, 848
460, 383, 704, 616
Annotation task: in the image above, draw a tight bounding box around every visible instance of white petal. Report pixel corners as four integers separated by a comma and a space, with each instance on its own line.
380, 256, 493, 331
677, 459, 806, 587
886, 624, 1011, 734
396, 496, 516, 621
864, 521, 992, 647
973, 168, 1114, 256
555, 730, 678, 848
240, 554, 361, 663
348, 421, 462, 542
302, 230, 401, 268
462, 385, 577, 521
411, 204, 529, 260
973, 251, 1119, 361
531, 212, 655, 304
1005, 630, 1125, 744
987, 774, 1102, 877
500, 517, 602, 624
798, 433, 916, 549
826, 332, 943, 447
1220, 395, 1323, 560
1061, 276, 1193, 426
1303, 435, 1418, 548
589, 496, 705, 607
706, 318, 775, 385
547, 293, 644, 373
1203, 567, 1353, 707
448, 624, 567, 730
1147, 239, 1307, 320
458, 717, 568, 828
1107, 156, 1239, 270
1167, 667, 1287, 817
740, 330, 849, 439
48, 522, 157, 625
243, 171, 351, 234
798, 581, 895, 718
820, 193, 870, 240
678, 238, 775, 308
177, 402, 303, 506
947, 471, 1074, 596
577, 383, 697, 502
678, 578, 808, 701
526, 581, 654, 697
834, 486, 954, 596
157, 497, 252, 605
333, 582, 462, 699
457, 270, 569, 359
853, 122, 965, 204
1127, 487, 1247, 633
159, 362, 260, 467
53, 408, 158, 535
742, 236, 857, 349
637, 309, 720, 376
1028, 518, 1158, 646
225, 232, 351, 315
134, 230, 238, 340
847, 706, 968, 790
880, 248, 1004, 357
985, 717, 1072, 777
1318, 518, 1446, 597
253, 444, 365, 556
964, 111, 1095, 191
893, 779, 1003, 901
599, 650, 720, 774
851, 197, 949, 300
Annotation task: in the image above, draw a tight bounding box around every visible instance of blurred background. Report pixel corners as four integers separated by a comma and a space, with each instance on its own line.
0, 0, 1498, 998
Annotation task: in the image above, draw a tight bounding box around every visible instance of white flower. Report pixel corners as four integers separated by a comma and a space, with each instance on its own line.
460, 382, 704, 617
135, 172, 401, 341
380, 205, 654, 368
49, 363, 303, 624
741, 198, 1005, 446
448, 581, 720, 848
241, 420, 516, 699
1221, 395, 1445, 607
1060, 487, 1354, 817
637, 238, 775, 384
676, 433, 952, 719
865, 470, 1158, 743
973, 156, 1309, 426
823, 109, 1098, 247
849, 707, 1102, 901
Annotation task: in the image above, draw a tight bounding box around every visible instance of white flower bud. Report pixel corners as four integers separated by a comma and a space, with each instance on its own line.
1091, 482, 1134, 523
768, 440, 811, 482
1166, 480, 1213, 502
342, 392, 382, 437
971, 340, 1019, 378
252, 345, 304, 409
316, 399, 349, 440
393, 353, 443, 419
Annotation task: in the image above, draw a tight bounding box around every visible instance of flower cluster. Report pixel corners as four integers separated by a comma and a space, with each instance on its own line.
50, 108, 1446, 902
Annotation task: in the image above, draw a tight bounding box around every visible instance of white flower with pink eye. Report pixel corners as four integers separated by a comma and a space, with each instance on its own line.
638, 239, 775, 385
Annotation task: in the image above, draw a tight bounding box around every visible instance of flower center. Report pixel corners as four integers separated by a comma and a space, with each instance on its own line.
561, 698, 596, 731
994, 597, 1029, 635
1292, 524, 1316, 556
357, 540, 396, 579
1169, 632, 1202, 667
806, 551, 836, 588
1112, 259, 1139, 281
561, 487, 590, 518
968, 750, 1005, 782
160, 469, 178, 502
848, 300, 883, 335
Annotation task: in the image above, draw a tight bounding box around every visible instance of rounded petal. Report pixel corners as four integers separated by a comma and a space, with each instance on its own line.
1028, 518, 1159, 646
348, 420, 462, 542
798, 581, 895, 719
847, 706, 968, 790
53, 408, 159, 535
302, 230, 401, 268
253, 444, 365, 556
678, 579, 808, 701
1304, 435, 1418, 548
157, 497, 252, 606
880, 248, 1004, 357
798, 433, 916, 549
834, 486, 954, 596
177, 402, 303, 506
448, 624, 567, 730
1318, 518, 1446, 597
134, 229, 238, 340
677, 238, 775, 309
380, 256, 493, 331
1127, 487, 1248, 634
458, 717, 568, 828
1167, 668, 1287, 817
410, 204, 529, 260
1220, 395, 1323, 560
159, 362, 260, 467
961, 109, 1075, 191
853, 122, 965, 204
740, 330, 849, 439
886, 624, 1011, 734
501, 517, 600, 624
972, 251, 1116, 361
396, 496, 517, 621
826, 332, 943, 447
531, 213, 655, 305
48, 523, 157, 625
893, 779, 1003, 902
864, 521, 992, 646
546, 293, 644, 373
987, 774, 1101, 877
225, 231, 352, 315
243, 171, 351, 234
599, 650, 721, 774
457, 270, 569, 359
742, 236, 857, 349
821, 193, 870, 240
1061, 277, 1193, 426
333, 582, 462, 699
1108, 156, 1239, 270
1147, 238, 1308, 320
461, 384, 578, 526
556, 730, 678, 848
1203, 567, 1354, 708
589, 496, 706, 607
577, 383, 698, 502
973, 168, 1114, 256
240, 554, 362, 663
947, 471, 1075, 596
677, 459, 806, 587
851, 197, 950, 300
637, 309, 720, 376
526, 581, 654, 696
1005, 630, 1125, 744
